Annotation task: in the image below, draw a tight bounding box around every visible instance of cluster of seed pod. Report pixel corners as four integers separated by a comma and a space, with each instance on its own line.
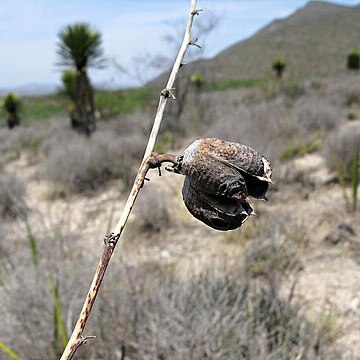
171, 138, 272, 231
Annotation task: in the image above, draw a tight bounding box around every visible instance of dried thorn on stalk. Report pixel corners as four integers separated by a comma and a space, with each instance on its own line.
104, 232, 120, 246
160, 88, 176, 99
191, 9, 203, 15
189, 38, 201, 48
69, 336, 96, 358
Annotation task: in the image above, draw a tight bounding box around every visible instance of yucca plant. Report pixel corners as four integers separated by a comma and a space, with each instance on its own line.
2, 92, 21, 129
61, 70, 78, 123
61, 69, 76, 101
56, 23, 105, 135
272, 58, 286, 78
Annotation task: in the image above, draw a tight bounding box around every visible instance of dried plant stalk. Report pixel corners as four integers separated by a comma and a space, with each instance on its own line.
60, 1, 199, 358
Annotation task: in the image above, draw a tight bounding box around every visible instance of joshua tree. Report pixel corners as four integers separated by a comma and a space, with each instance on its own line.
2, 92, 21, 129
56, 23, 105, 135
272, 58, 286, 78
347, 51, 360, 71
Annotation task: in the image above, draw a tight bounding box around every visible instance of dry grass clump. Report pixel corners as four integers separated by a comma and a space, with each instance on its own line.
41, 129, 145, 195
0, 213, 332, 360
243, 217, 304, 283
0, 173, 27, 219
344, 90, 360, 107
323, 123, 360, 177
245, 237, 300, 280
110, 267, 329, 360
0, 126, 44, 162
0, 211, 92, 359
205, 100, 292, 161
294, 99, 342, 133
134, 186, 172, 233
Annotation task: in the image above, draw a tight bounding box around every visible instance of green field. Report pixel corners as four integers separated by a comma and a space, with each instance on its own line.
0, 87, 156, 125
0, 78, 269, 125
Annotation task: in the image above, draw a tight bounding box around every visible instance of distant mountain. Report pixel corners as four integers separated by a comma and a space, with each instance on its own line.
191, 1, 360, 80
0, 83, 58, 97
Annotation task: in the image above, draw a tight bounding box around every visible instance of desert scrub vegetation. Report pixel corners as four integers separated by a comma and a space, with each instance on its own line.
111, 269, 331, 360
323, 123, 360, 178
41, 129, 145, 195
280, 137, 321, 161
323, 123, 360, 211
294, 100, 341, 133
0, 173, 27, 219
0, 210, 87, 359
245, 236, 301, 280
134, 186, 173, 234
0, 126, 44, 163
0, 227, 333, 360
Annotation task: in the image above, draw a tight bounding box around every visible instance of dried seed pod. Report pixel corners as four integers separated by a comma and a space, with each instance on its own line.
179, 138, 272, 200
171, 138, 272, 231
182, 177, 252, 231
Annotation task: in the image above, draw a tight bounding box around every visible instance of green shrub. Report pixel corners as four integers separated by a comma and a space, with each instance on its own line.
2, 93, 21, 129
347, 107, 360, 120
272, 58, 286, 78
190, 72, 204, 89
280, 138, 320, 161
347, 51, 360, 71
61, 70, 76, 100
2, 93, 21, 114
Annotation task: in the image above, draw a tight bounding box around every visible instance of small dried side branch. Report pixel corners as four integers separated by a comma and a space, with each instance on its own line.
60, 1, 198, 359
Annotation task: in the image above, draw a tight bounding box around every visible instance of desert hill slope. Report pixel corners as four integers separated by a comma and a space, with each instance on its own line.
197, 1, 360, 80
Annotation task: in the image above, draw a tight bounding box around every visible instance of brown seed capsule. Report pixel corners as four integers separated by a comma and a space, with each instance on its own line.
174, 138, 272, 231
182, 177, 253, 231
179, 138, 272, 199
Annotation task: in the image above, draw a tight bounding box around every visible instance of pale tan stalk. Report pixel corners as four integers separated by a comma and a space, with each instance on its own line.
60, 1, 198, 358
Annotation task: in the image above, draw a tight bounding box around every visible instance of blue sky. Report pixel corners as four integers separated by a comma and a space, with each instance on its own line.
0, 0, 359, 89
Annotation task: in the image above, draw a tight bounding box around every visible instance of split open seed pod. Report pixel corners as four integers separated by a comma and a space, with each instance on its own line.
175, 138, 272, 231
